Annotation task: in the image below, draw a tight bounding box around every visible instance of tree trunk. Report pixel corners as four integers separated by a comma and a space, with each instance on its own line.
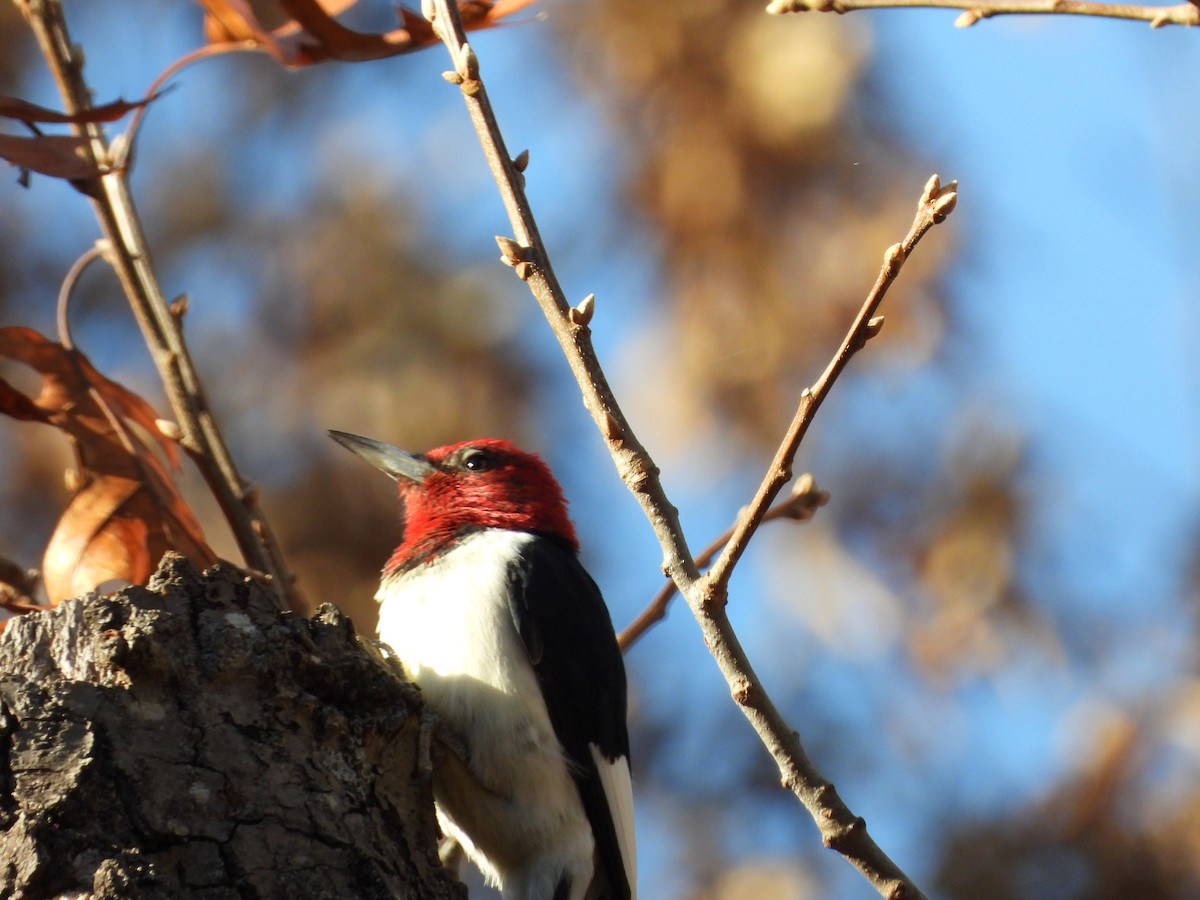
0, 554, 463, 900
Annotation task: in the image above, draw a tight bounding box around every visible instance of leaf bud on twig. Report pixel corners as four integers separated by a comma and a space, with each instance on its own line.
155, 418, 183, 441
456, 43, 480, 81
922, 174, 941, 205
569, 294, 595, 327
785, 473, 830, 521
602, 410, 623, 441
883, 243, 905, 273
792, 472, 816, 497
731, 677, 754, 706
495, 235, 528, 266
106, 134, 127, 170
933, 186, 958, 222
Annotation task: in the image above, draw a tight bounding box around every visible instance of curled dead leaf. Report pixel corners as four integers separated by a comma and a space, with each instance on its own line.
196, 0, 536, 67
0, 327, 216, 604
0, 92, 164, 126
0, 133, 99, 182
42, 474, 212, 603
0, 90, 166, 183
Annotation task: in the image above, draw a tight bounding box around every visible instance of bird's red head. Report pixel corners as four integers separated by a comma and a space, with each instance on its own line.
330, 432, 578, 573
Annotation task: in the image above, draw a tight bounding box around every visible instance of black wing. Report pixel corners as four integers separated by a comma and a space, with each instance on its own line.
505, 535, 633, 900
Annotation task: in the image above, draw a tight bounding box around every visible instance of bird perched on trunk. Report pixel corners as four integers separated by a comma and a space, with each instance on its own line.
330, 431, 636, 900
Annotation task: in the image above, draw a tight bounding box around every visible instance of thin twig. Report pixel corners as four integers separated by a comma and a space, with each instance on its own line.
702, 177, 957, 604
427, 2, 943, 896
618, 474, 829, 652
18, 0, 300, 611
116, 42, 260, 170
765, 0, 1199, 27
55, 241, 107, 351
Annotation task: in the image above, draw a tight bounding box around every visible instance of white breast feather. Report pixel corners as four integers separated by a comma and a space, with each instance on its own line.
376, 529, 597, 899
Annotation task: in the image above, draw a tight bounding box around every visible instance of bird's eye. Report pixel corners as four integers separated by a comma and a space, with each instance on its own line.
460, 448, 494, 472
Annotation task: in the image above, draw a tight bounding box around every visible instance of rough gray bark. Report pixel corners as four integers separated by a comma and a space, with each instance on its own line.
0, 554, 463, 900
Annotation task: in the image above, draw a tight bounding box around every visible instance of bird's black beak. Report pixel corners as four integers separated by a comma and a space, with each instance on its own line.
328, 430, 436, 483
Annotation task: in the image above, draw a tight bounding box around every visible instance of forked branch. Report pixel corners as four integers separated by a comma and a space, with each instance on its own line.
426, 1, 950, 896
701, 176, 957, 604
618, 474, 830, 652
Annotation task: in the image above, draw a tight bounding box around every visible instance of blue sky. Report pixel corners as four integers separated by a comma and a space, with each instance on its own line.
877, 12, 1199, 497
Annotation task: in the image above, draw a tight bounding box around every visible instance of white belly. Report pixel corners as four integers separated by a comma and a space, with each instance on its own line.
376, 529, 594, 897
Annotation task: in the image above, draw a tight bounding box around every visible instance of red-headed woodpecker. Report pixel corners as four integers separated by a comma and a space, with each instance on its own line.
330, 431, 636, 900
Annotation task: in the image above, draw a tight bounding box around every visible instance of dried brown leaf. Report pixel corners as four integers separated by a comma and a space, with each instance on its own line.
199, 0, 292, 60
0, 376, 47, 421
44, 477, 153, 600
197, 0, 535, 66
42, 473, 213, 603
279, 0, 418, 62
0, 92, 161, 126
199, 0, 268, 42
0, 133, 99, 181
0, 327, 216, 603
460, 0, 538, 27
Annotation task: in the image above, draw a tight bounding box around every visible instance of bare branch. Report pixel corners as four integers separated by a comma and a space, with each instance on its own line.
426, 2, 940, 896
766, 0, 1200, 28
702, 176, 957, 602
618, 475, 829, 652
426, 0, 699, 592
19, 0, 301, 611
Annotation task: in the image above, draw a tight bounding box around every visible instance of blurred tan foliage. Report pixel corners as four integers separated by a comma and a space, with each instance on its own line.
706, 860, 816, 899
260, 181, 535, 621
556, 0, 949, 445
937, 697, 1200, 897
907, 418, 1064, 680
